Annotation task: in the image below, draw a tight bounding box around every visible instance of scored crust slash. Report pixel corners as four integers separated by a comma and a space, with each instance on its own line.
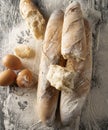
19, 0, 92, 127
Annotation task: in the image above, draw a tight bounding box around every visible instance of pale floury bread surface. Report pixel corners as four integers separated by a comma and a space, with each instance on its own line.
37, 10, 64, 126
61, 1, 87, 61
19, 0, 46, 40
46, 65, 75, 92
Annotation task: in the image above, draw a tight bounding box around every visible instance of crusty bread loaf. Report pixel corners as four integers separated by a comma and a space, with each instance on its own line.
19, 0, 46, 40
37, 10, 64, 126
46, 65, 75, 92
61, 1, 87, 61
60, 2, 92, 125
45, 2, 92, 126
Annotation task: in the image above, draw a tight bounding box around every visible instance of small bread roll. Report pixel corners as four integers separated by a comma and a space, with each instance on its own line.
2, 54, 22, 70
14, 44, 35, 58
0, 70, 17, 86
19, 0, 46, 40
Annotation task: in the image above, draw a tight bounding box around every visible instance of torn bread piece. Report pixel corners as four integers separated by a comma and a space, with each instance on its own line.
37, 10, 64, 126
47, 65, 75, 92
19, 0, 46, 40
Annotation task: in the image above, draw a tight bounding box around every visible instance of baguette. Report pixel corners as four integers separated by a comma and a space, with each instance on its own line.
60, 1, 92, 125
19, 0, 46, 40
60, 19, 92, 125
46, 2, 92, 126
37, 10, 64, 126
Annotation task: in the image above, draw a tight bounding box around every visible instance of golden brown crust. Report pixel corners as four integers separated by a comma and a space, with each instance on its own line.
19, 0, 46, 40
20, 0, 36, 19
0, 70, 17, 86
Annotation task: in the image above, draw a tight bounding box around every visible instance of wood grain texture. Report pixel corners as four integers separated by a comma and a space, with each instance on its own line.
0, 0, 108, 130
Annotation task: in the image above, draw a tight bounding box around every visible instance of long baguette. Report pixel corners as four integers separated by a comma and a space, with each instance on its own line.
19, 0, 46, 40
60, 1, 92, 125
37, 10, 64, 126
